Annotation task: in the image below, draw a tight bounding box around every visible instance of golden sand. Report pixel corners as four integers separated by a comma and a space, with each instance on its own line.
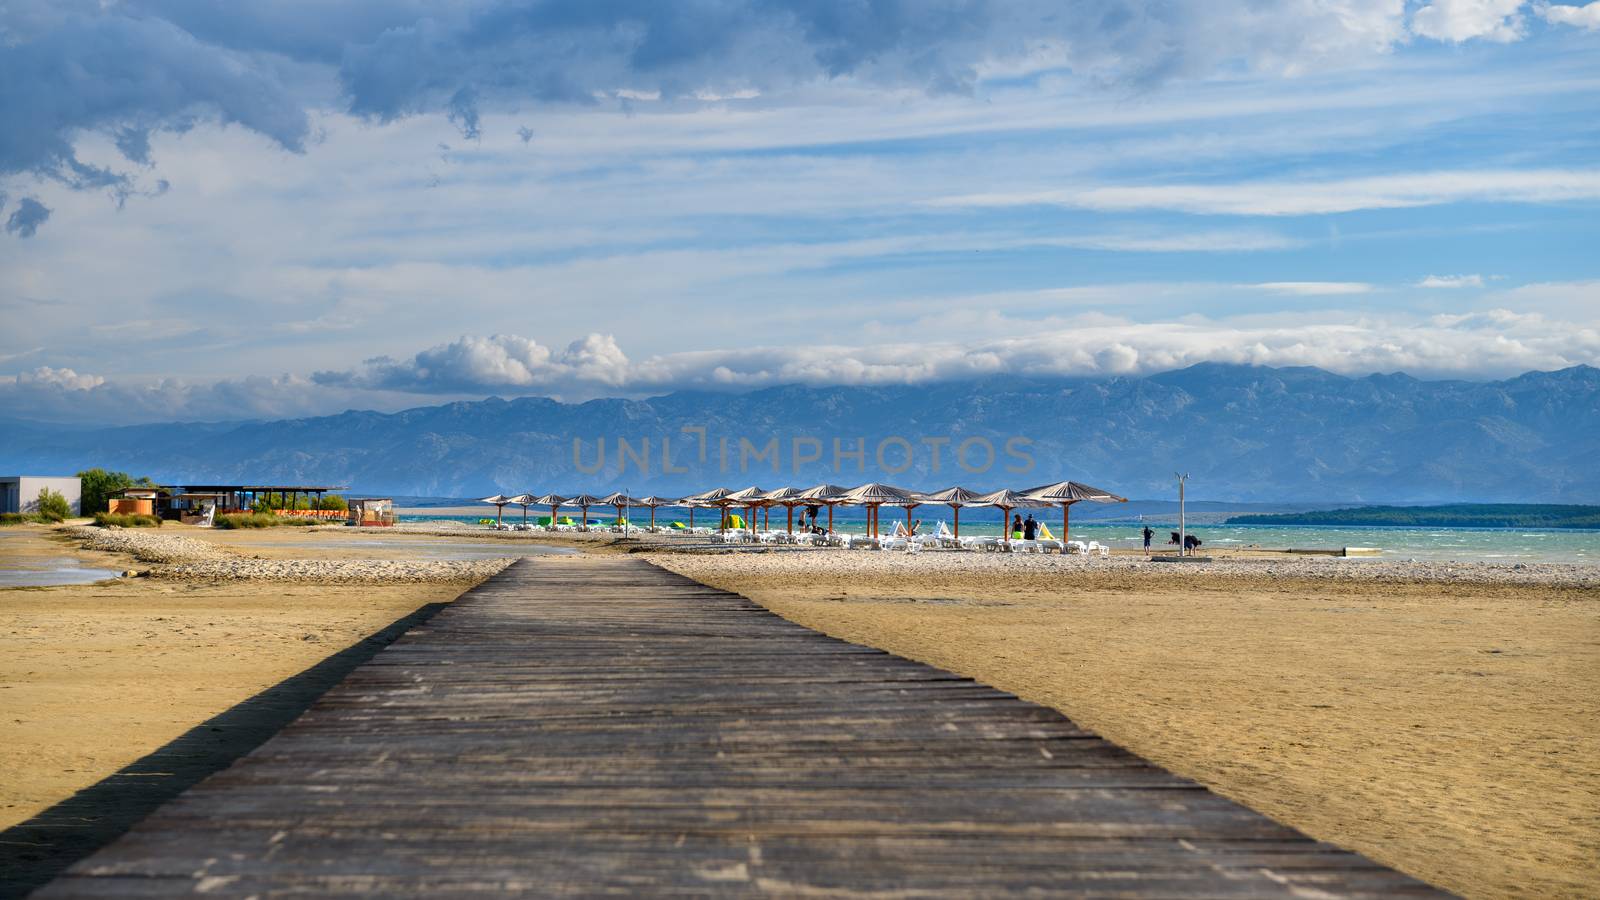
656, 555, 1600, 900
3, 525, 1595, 899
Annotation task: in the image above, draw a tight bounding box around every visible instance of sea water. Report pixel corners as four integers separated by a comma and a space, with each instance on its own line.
401, 511, 1599, 564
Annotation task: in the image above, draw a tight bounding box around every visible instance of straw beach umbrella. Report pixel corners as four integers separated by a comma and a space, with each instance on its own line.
922, 486, 983, 539
532, 493, 566, 527
841, 483, 918, 539
760, 487, 804, 534
565, 493, 605, 530
725, 486, 768, 535
1022, 481, 1128, 544
508, 493, 535, 527
796, 483, 850, 534
974, 488, 1046, 549
478, 494, 512, 528
633, 496, 678, 531
684, 487, 735, 533
598, 491, 638, 529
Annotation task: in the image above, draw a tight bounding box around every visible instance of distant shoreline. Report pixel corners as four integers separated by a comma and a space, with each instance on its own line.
1228, 503, 1600, 530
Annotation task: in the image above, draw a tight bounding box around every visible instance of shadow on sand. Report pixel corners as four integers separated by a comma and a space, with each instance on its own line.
0, 601, 451, 899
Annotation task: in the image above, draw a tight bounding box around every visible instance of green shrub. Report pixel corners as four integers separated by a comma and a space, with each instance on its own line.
1, 512, 50, 526
215, 513, 319, 529
318, 494, 349, 511
93, 512, 162, 528
36, 487, 72, 522
77, 468, 159, 514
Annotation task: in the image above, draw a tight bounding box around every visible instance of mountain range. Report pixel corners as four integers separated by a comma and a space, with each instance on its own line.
3, 363, 1596, 503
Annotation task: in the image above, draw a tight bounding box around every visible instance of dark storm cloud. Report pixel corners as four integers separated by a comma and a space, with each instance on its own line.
5, 197, 51, 238
0, 4, 311, 185
2, 0, 1426, 227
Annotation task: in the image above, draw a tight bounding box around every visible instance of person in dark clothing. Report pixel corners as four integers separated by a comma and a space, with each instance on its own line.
1022, 514, 1038, 540
1142, 526, 1154, 551
1011, 513, 1023, 537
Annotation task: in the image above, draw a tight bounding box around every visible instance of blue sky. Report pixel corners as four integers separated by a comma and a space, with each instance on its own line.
1, 0, 1597, 422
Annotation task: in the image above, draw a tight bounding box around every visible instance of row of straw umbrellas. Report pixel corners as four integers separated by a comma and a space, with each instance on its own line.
479, 481, 1126, 544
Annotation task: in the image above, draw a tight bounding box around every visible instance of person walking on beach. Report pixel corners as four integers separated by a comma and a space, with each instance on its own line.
1023, 514, 1038, 540
1011, 513, 1023, 538
1143, 525, 1154, 552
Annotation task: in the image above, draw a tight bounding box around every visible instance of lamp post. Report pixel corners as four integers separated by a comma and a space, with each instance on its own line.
623, 488, 630, 539
1176, 472, 1189, 556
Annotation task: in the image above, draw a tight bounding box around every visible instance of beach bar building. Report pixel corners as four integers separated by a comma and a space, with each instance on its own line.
1, 475, 82, 515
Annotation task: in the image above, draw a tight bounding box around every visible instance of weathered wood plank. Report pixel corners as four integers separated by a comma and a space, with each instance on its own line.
36, 557, 1445, 897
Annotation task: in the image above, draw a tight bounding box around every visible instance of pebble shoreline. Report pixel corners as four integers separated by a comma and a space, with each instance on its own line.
651, 547, 1600, 589
63, 526, 514, 584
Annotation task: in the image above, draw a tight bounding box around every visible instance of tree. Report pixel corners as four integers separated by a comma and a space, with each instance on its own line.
35, 488, 72, 522
76, 468, 157, 514
318, 494, 349, 511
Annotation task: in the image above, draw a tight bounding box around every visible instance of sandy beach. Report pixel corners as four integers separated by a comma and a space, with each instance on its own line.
653, 550, 1600, 900
3, 523, 1596, 898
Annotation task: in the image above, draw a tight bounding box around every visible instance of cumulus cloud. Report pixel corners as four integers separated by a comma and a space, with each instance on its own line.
4, 197, 50, 238
8, 306, 1599, 422
1411, 0, 1528, 42
1419, 273, 1487, 288
313, 333, 632, 393
1538, 1, 1600, 28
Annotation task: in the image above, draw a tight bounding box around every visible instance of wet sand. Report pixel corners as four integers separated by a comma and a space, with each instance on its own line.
653, 553, 1600, 900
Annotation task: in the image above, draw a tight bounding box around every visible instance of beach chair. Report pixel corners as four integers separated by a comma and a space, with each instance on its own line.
1038, 539, 1064, 553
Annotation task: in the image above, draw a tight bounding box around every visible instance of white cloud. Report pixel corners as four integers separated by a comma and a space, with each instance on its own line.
935, 169, 1600, 216
1253, 281, 1375, 295
1419, 273, 1487, 288
1412, 0, 1529, 43
10, 298, 1592, 423
1538, 1, 1600, 28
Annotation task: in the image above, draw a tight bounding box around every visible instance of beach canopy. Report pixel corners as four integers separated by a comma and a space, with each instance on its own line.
922, 486, 984, 538
598, 491, 639, 506
1022, 480, 1127, 543
973, 488, 1047, 545
760, 487, 805, 533
479, 494, 513, 526
725, 486, 769, 503
1022, 481, 1127, 504
841, 483, 918, 538
684, 487, 734, 503
795, 483, 851, 533
632, 495, 678, 530
506, 493, 536, 525
795, 483, 851, 500
840, 482, 918, 504
531, 493, 567, 506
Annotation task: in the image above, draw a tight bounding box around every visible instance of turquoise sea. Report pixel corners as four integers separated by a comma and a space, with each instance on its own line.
404, 509, 1600, 564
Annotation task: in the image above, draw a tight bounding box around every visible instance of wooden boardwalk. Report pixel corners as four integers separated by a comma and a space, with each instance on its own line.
39, 557, 1443, 897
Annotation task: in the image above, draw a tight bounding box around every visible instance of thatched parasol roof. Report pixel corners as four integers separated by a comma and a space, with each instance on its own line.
760, 486, 802, 502
478, 494, 512, 505
725, 486, 769, 503
506, 494, 535, 506
565, 493, 605, 506
684, 487, 734, 503
633, 496, 679, 507
796, 483, 851, 501
1022, 481, 1127, 503
531, 493, 567, 506
921, 486, 984, 506
841, 482, 918, 505
973, 488, 1047, 508
597, 491, 638, 506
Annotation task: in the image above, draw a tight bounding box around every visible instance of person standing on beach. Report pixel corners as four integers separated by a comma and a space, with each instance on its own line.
1012, 513, 1023, 538
1023, 514, 1037, 540
1143, 526, 1154, 552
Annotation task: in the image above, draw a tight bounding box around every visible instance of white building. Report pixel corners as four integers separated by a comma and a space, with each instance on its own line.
0, 476, 83, 515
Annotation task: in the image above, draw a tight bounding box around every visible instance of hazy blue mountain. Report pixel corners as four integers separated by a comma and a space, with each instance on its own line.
3, 364, 1596, 502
